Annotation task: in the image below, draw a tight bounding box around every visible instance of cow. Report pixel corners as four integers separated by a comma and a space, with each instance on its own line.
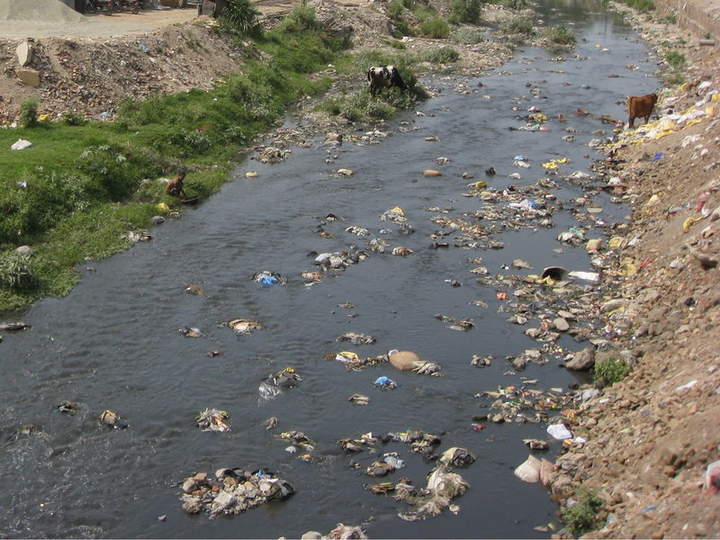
166, 172, 187, 198
367, 65, 406, 95
627, 93, 658, 129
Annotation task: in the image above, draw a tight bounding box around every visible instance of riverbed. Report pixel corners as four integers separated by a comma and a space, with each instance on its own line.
0, 1, 659, 537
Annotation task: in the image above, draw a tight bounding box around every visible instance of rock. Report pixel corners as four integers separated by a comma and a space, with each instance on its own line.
17, 68, 40, 87
182, 478, 198, 493
301, 532, 323, 540
601, 298, 626, 312
554, 317, 570, 332
151, 215, 166, 225
16, 40, 33, 67
212, 490, 236, 511
15, 245, 33, 256
578, 388, 600, 401
539, 458, 555, 487
565, 347, 595, 370
337, 168, 353, 176
423, 169, 442, 177
514, 455, 541, 483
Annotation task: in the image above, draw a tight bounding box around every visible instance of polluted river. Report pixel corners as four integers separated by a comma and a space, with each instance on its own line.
0, 1, 660, 538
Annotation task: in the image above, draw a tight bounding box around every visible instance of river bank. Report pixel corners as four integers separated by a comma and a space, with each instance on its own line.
543, 1, 720, 538
0, 0, 547, 313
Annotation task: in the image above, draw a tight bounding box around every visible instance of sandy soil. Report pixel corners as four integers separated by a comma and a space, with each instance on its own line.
0, 8, 198, 39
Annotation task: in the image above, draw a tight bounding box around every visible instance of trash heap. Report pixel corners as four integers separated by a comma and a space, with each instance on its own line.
180, 468, 294, 518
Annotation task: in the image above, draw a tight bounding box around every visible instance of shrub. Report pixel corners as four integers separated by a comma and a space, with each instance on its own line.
593, 357, 631, 387
450, 0, 481, 24
19, 98, 39, 128
665, 50, 686, 70
422, 46, 460, 63
0, 251, 36, 291
366, 99, 395, 119
503, 0, 528, 8
560, 490, 604, 537
451, 27, 485, 43
219, 0, 261, 36
62, 111, 87, 126
275, 5, 319, 33
501, 15, 535, 34
420, 16, 450, 38
544, 24, 576, 45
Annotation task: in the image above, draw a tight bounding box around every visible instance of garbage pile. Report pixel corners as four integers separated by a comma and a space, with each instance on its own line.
180, 468, 294, 517
258, 368, 302, 401
474, 384, 572, 423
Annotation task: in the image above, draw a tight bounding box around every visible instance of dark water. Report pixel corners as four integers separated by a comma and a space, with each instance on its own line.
0, 2, 657, 538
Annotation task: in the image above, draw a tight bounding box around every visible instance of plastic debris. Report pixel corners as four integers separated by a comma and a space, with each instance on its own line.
439, 447, 476, 468
349, 393, 369, 406
253, 271, 285, 287
337, 168, 354, 176
396, 466, 469, 521
434, 314, 474, 331
259, 368, 302, 401
226, 319, 264, 335
547, 423, 572, 440
99, 409, 127, 429
263, 416, 278, 430
57, 401, 78, 415
374, 376, 397, 389
10, 139, 32, 151
326, 523, 367, 539
180, 468, 294, 517
388, 349, 443, 375
423, 169, 442, 177
179, 327, 203, 338
196, 408, 231, 432
337, 332, 376, 345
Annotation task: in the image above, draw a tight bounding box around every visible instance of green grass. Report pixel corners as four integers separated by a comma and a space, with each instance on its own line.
560, 490, 605, 536
449, 0, 481, 24
0, 6, 347, 312
422, 46, 460, 63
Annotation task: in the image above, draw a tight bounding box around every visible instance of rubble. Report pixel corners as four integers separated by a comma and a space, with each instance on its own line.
180, 468, 294, 517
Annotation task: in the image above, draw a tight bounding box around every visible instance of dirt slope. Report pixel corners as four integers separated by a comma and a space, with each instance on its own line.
546, 4, 720, 538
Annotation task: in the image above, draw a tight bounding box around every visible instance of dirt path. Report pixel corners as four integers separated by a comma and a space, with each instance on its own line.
0, 8, 198, 39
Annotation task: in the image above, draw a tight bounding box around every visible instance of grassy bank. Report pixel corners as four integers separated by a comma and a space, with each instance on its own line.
0, 6, 350, 312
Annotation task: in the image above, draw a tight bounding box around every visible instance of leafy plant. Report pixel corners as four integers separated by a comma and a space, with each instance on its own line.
560, 490, 604, 536
219, 0, 261, 36
0, 251, 36, 291
665, 50, 686, 70
451, 27, 485, 43
450, 0, 481, 24
62, 111, 87, 126
501, 15, 535, 35
593, 357, 631, 387
20, 98, 39, 128
420, 16, 450, 38
544, 24, 576, 45
422, 46, 460, 63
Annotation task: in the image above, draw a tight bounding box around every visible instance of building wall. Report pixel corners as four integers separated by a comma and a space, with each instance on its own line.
654, 0, 720, 39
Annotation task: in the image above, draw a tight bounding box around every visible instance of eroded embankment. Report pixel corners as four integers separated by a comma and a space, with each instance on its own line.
546, 3, 720, 538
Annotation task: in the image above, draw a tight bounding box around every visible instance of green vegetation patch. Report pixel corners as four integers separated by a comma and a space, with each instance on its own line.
560, 490, 605, 537
0, 5, 347, 312
543, 24, 576, 45
593, 357, 631, 387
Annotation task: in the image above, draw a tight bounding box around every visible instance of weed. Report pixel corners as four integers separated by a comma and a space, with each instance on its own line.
62, 112, 87, 126
593, 357, 631, 387
616, 0, 655, 12
0, 251, 36, 291
501, 15, 535, 35
503, 0, 528, 9
451, 26, 485, 43
449, 0, 481, 24
382, 38, 407, 49
20, 99, 39, 128
544, 24, 576, 45
665, 50, 686, 70
220, 0, 261, 36
561, 490, 604, 536
274, 4, 319, 34
420, 16, 450, 38
422, 46, 460, 63
659, 13, 677, 24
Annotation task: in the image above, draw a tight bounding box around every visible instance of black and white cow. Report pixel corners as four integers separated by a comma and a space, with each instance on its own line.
367, 65, 407, 95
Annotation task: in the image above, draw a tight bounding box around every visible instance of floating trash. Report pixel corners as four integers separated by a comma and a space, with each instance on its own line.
196, 408, 231, 432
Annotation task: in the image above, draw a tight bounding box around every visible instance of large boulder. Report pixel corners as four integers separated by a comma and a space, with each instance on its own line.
564, 347, 595, 371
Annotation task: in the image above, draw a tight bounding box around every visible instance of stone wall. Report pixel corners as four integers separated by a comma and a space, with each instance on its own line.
654, 0, 720, 39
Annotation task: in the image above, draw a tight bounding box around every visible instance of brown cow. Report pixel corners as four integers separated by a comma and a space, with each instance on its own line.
166, 172, 186, 198
627, 93, 658, 129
